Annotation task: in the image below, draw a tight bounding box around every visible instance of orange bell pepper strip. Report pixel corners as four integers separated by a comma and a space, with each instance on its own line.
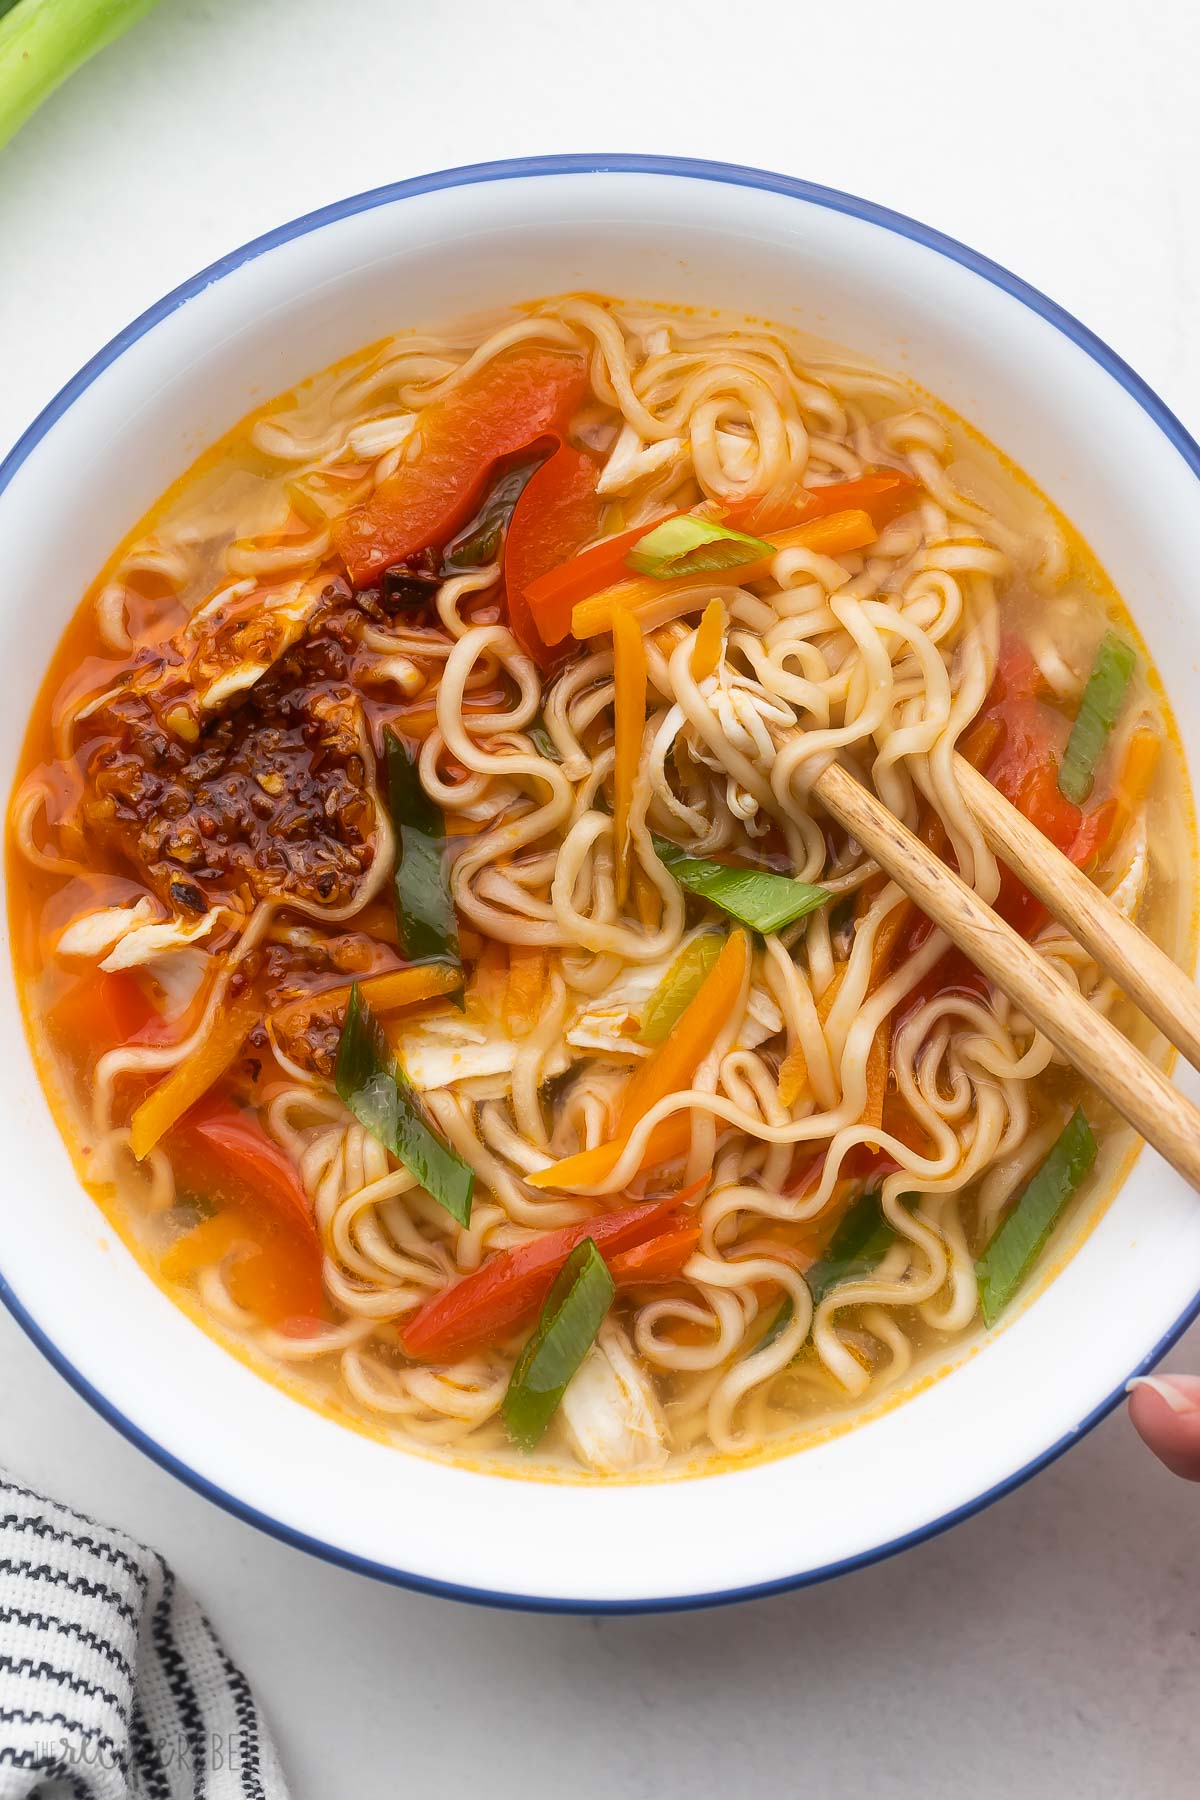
129, 989, 261, 1160
505, 946, 549, 1034
332, 347, 588, 588
47, 969, 156, 1050
162, 1102, 324, 1327
401, 1196, 686, 1360
690, 597, 726, 681
611, 604, 647, 907
571, 510, 877, 640
504, 442, 603, 666
161, 1204, 325, 1332
529, 929, 750, 1189
1101, 726, 1160, 858
609, 1223, 702, 1285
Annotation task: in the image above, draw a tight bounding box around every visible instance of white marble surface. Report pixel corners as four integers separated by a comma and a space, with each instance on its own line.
2, 1, 1199, 1793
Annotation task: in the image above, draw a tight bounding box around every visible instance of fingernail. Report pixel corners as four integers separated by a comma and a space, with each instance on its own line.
1127, 1375, 1200, 1414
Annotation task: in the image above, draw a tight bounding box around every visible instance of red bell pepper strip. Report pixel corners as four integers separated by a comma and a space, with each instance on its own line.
609, 1223, 701, 1284
164, 1096, 324, 1327
48, 969, 156, 1048
171, 1095, 316, 1236
401, 1196, 684, 1361
504, 442, 602, 665
332, 348, 588, 588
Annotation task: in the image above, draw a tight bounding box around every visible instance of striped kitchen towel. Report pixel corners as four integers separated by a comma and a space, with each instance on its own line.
0, 1471, 289, 1799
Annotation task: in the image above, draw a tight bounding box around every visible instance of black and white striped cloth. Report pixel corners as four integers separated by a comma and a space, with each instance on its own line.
0, 1472, 289, 1798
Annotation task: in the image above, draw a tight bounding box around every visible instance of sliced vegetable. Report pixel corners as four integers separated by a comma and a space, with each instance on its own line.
505, 946, 549, 1035
271, 962, 462, 1034
503, 442, 602, 664
332, 348, 587, 587
611, 605, 647, 907
384, 728, 461, 977
129, 988, 260, 1161
690, 597, 726, 681
401, 1196, 682, 1359
528, 719, 561, 761
522, 475, 914, 636
975, 1107, 1096, 1326
0, 0, 160, 153
638, 933, 723, 1045
1103, 727, 1160, 857
735, 470, 919, 535
608, 1223, 701, 1284
334, 983, 474, 1226
654, 835, 830, 935
571, 510, 877, 639
502, 1239, 614, 1450
1058, 631, 1137, 804
442, 454, 545, 571
806, 1189, 897, 1306
626, 514, 774, 580
173, 1097, 315, 1234
48, 968, 155, 1049
530, 929, 749, 1190
754, 1190, 899, 1354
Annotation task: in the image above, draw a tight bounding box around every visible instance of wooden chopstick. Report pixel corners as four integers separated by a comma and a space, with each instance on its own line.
811, 759, 1200, 1193
953, 753, 1200, 1072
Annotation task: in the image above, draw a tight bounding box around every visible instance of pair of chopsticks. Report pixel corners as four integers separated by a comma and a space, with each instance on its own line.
812, 755, 1200, 1191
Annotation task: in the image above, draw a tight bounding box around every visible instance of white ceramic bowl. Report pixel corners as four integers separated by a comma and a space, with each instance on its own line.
2, 156, 1199, 1613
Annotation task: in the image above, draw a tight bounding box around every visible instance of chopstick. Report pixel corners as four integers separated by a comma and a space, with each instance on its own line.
953, 753, 1200, 1073
811, 759, 1200, 1193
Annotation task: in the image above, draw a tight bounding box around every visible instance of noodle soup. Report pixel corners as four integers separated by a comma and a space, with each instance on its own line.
7, 297, 1193, 1477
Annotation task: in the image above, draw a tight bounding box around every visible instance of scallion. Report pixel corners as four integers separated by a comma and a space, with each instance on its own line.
0, 0, 161, 152
975, 1108, 1097, 1325
442, 456, 545, 572
528, 719, 561, 762
638, 933, 723, 1045
1058, 632, 1136, 805
654, 834, 830, 935
502, 1238, 614, 1450
335, 984, 474, 1226
753, 1189, 901, 1355
626, 514, 774, 580
384, 729, 462, 981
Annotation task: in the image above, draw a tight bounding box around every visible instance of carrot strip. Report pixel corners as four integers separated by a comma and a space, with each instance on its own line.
271, 963, 461, 1033
1103, 727, 1161, 856
862, 1019, 890, 1132
611, 605, 647, 907
130, 990, 261, 1161
690, 597, 726, 681
506, 946, 549, 1034
530, 930, 750, 1189
571, 511, 877, 639
776, 966, 846, 1108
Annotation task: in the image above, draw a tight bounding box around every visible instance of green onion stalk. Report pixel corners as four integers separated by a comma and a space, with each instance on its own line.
0, 0, 161, 151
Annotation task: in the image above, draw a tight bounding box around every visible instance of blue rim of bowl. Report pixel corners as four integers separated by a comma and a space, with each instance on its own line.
2, 153, 1199, 1615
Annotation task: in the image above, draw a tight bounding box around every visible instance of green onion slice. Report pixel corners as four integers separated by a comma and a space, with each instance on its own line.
335, 984, 474, 1227
626, 514, 774, 580
638, 932, 724, 1045
1058, 631, 1136, 805
502, 1238, 614, 1450
975, 1107, 1096, 1326
753, 1189, 901, 1355
443, 455, 545, 572
654, 835, 830, 935
528, 719, 561, 762
384, 729, 462, 981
